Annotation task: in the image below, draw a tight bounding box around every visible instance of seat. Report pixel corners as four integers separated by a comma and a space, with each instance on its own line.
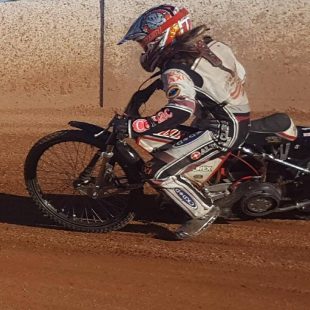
250, 113, 291, 133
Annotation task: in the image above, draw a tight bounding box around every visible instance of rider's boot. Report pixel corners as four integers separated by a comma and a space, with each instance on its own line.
175, 206, 220, 240
151, 175, 220, 240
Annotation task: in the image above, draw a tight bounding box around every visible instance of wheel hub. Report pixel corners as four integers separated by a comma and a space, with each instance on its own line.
247, 197, 274, 213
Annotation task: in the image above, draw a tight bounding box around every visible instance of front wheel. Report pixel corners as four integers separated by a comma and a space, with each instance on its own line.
24, 130, 140, 233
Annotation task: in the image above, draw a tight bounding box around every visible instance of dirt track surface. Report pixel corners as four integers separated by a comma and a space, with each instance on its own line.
1, 219, 310, 310
0, 1, 309, 306
0, 106, 309, 310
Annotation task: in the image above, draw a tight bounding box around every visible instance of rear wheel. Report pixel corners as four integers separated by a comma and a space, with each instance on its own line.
24, 130, 140, 232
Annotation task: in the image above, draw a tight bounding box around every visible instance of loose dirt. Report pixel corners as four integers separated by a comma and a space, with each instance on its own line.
0, 97, 309, 309
0, 1, 309, 305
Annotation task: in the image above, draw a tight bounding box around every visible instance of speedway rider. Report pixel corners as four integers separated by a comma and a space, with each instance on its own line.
116, 4, 251, 239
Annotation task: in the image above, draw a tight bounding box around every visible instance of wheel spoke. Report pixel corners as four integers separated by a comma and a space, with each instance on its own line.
39, 157, 73, 178
44, 147, 75, 175
90, 208, 105, 223
31, 138, 133, 229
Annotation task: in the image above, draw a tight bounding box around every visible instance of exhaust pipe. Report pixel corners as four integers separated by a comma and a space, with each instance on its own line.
274, 200, 310, 213
240, 147, 310, 174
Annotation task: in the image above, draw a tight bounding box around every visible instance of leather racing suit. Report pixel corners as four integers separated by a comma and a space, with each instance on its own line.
127, 31, 250, 234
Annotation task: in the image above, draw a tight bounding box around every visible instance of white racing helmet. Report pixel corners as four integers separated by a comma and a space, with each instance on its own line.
118, 4, 192, 72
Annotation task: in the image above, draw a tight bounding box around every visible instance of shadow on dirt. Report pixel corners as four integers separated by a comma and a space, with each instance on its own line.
0, 193, 307, 239
0, 192, 187, 229
0, 192, 189, 240
0, 193, 55, 228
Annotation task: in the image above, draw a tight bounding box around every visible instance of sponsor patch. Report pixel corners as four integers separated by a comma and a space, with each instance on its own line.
198, 143, 218, 156
174, 188, 196, 209
174, 131, 204, 147
132, 119, 150, 133
193, 166, 213, 172
166, 85, 181, 99
153, 129, 181, 140
166, 71, 186, 83
190, 151, 201, 161
151, 108, 173, 124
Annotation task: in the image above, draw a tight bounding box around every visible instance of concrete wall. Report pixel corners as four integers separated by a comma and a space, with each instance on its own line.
0, 0, 309, 111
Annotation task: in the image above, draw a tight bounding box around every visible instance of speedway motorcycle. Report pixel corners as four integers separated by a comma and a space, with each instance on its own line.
24, 81, 310, 232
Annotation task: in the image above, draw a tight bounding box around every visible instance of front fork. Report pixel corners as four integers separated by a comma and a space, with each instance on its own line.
92, 145, 115, 198
74, 145, 115, 199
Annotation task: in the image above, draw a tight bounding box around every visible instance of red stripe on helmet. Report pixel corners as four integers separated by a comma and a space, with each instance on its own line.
140, 8, 189, 48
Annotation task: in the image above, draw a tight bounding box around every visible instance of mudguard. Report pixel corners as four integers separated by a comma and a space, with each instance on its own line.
68, 121, 105, 135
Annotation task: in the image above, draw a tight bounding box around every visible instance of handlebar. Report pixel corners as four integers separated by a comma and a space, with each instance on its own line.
124, 78, 162, 118
100, 77, 162, 145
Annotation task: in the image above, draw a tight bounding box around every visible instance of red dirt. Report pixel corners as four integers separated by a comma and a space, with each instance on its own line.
0, 97, 309, 310
0, 2, 309, 304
